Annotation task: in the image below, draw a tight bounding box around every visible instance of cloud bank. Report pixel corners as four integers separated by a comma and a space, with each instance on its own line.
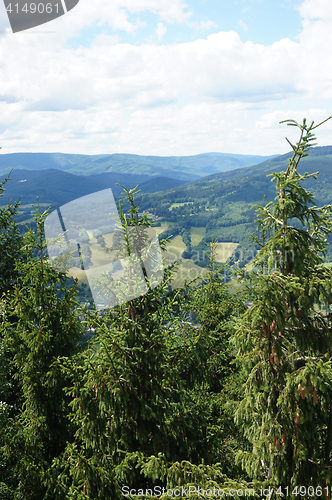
0, 0, 331, 156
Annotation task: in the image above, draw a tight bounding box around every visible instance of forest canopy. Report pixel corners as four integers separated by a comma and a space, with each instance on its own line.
1, 118, 332, 499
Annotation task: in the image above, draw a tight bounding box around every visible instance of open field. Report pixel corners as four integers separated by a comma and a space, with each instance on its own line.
67, 268, 89, 284
64, 230, 227, 291
154, 222, 168, 236
163, 235, 207, 289
169, 202, 194, 211
163, 235, 186, 264
68, 227, 169, 285
85, 230, 118, 269
190, 227, 205, 246
214, 242, 239, 263
67, 231, 115, 284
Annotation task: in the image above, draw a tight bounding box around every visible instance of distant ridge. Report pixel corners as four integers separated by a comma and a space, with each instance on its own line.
0, 169, 187, 207
0, 151, 278, 181
132, 144, 332, 262
1, 146, 331, 262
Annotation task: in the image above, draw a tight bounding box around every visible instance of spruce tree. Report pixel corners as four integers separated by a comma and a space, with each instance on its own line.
49, 187, 234, 499
0, 204, 83, 499
177, 240, 246, 475
0, 170, 23, 295
234, 117, 332, 493
0, 171, 25, 497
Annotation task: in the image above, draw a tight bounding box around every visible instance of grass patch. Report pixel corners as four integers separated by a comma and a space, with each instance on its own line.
169, 202, 194, 211
163, 235, 187, 264
215, 242, 239, 263
67, 268, 89, 284
190, 227, 206, 246
154, 223, 169, 236
163, 235, 207, 289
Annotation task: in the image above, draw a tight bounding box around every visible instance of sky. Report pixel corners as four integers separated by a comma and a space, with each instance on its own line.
0, 0, 331, 157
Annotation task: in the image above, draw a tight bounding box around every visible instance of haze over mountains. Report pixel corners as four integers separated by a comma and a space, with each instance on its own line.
0, 151, 277, 181
1, 147, 331, 239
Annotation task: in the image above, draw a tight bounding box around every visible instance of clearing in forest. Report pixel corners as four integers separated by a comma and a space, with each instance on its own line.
214, 242, 239, 263
190, 227, 206, 246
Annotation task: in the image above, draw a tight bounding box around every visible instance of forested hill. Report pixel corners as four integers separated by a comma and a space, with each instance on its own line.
182, 145, 332, 201
1, 145, 332, 260
0, 169, 187, 209
0, 151, 277, 181
134, 145, 332, 263
137, 145, 332, 210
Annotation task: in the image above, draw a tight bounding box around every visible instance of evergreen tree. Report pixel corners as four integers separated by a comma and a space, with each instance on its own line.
49, 187, 236, 498
177, 240, 246, 476
0, 170, 24, 295
233, 117, 332, 493
0, 204, 83, 499
0, 171, 25, 498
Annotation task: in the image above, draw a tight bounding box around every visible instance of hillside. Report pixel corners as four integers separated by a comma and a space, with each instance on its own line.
0, 151, 277, 181
0, 169, 188, 223
0, 169, 149, 207
133, 145, 332, 264
2, 145, 332, 265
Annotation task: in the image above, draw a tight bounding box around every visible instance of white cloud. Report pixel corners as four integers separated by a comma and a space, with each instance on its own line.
298, 0, 332, 21
294, 0, 332, 100
238, 20, 248, 31
255, 109, 331, 130
45, 0, 192, 40
0, 30, 301, 110
195, 20, 218, 30
156, 22, 167, 41
0, 0, 332, 156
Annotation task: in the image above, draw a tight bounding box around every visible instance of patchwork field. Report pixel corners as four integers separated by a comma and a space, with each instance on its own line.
67, 231, 115, 284
66, 229, 215, 291
68, 227, 168, 284
168, 258, 208, 289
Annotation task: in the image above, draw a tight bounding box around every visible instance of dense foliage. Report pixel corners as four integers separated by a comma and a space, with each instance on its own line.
1, 118, 332, 499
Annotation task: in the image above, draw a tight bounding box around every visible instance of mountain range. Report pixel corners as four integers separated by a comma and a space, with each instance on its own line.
0, 151, 277, 181
131, 144, 332, 262
1, 146, 331, 263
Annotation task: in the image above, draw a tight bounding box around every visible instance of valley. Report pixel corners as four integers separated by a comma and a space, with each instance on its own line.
1, 145, 332, 292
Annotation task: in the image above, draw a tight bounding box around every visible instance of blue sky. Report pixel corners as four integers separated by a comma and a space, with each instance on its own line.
0, 0, 331, 156
68, 0, 303, 48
